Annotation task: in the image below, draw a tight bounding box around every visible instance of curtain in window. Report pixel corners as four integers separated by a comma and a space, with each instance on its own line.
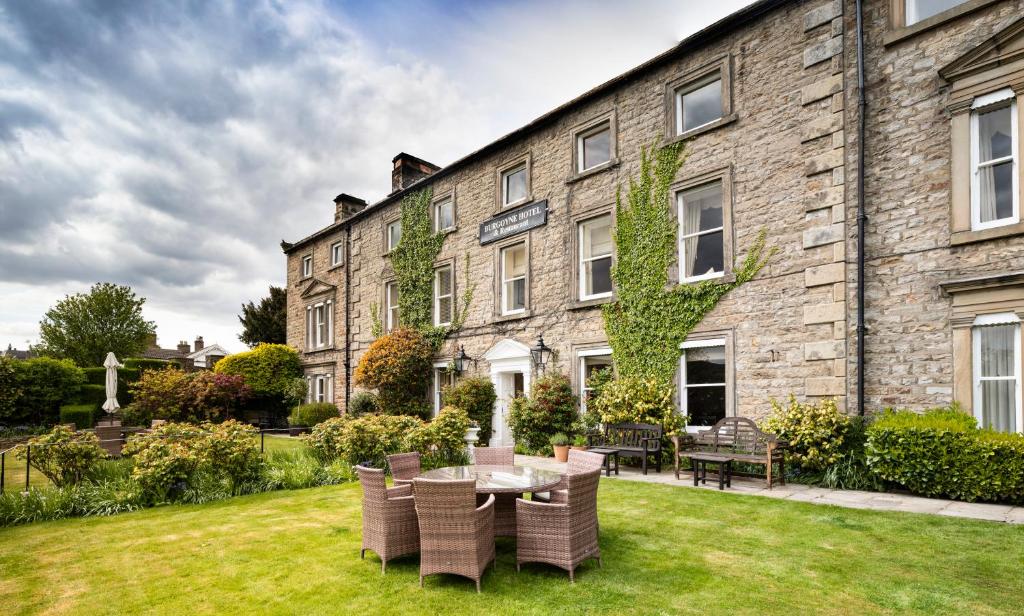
978, 323, 1018, 432
976, 105, 1013, 223
683, 197, 701, 276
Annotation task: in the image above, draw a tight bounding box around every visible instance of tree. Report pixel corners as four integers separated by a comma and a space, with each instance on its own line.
38, 283, 155, 367
354, 327, 433, 418
238, 286, 287, 347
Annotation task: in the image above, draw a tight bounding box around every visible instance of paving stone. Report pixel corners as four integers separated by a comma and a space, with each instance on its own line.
936, 501, 1012, 522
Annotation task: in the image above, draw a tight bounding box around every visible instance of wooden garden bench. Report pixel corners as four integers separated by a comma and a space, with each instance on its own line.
672, 417, 786, 488
588, 422, 663, 475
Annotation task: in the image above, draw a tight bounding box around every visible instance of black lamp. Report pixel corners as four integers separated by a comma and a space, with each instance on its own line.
453, 345, 473, 374
530, 335, 552, 373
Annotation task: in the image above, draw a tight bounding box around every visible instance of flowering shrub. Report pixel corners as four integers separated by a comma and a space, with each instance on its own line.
127, 368, 251, 424
762, 395, 849, 472
123, 423, 205, 496
507, 373, 578, 453
590, 376, 682, 434
201, 420, 262, 490
354, 327, 433, 417
18, 425, 106, 487
442, 377, 497, 443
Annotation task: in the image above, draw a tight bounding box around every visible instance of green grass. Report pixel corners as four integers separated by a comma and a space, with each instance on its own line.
1, 481, 1022, 615
260, 433, 308, 455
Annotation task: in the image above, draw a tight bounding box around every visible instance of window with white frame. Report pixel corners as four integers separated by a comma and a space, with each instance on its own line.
904, 0, 965, 25
330, 241, 344, 267
679, 339, 727, 427
579, 215, 613, 300
502, 164, 528, 207
970, 88, 1019, 231
385, 281, 399, 332
577, 122, 611, 172
387, 220, 402, 252
301, 255, 312, 278
306, 374, 333, 404
434, 197, 454, 232
431, 364, 455, 417
434, 265, 453, 326
578, 349, 612, 412
305, 300, 333, 350
675, 74, 723, 135
678, 182, 724, 282
500, 243, 527, 314
972, 313, 1022, 433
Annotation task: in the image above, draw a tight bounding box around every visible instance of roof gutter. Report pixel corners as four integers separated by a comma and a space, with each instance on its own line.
855, 0, 867, 416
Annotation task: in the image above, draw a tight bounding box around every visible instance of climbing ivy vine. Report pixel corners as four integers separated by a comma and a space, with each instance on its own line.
378, 188, 474, 349
602, 141, 775, 383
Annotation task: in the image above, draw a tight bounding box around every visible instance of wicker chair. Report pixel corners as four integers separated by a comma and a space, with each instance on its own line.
516, 468, 602, 582
533, 449, 606, 503
356, 466, 420, 573
473, 446, 514, 465
413, 477, 496, 592
387, 451, 421, 486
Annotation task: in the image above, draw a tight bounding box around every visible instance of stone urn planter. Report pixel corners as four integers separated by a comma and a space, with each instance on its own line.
465, 425, 481, 446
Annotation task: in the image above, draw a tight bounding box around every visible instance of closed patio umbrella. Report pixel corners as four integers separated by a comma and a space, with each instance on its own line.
101, 352, 122, 414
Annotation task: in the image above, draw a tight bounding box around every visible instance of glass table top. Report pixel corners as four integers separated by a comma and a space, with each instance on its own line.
417, 465, 563, 493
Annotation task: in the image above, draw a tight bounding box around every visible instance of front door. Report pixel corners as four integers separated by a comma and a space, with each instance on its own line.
492, 370, 526, 447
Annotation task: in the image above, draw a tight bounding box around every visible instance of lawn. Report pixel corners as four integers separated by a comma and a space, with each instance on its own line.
1, 481, 1022, 615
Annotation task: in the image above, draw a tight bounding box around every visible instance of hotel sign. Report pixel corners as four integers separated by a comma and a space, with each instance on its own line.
478, 200, 548, 245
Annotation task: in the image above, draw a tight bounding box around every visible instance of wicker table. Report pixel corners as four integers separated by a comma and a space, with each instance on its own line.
418, 465, 563, 537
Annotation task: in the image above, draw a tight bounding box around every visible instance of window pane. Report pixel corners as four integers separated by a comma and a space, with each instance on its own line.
686, 346, 726, 384
585, 257, 613, 296
979, 324, 1016, 378
388, 222, 402, 249
436, 267, 452, 324
978, 106, 1013, 162
511, 279, 526, 311
436, 200, 454, 230
684, 231, 724, 279
582, 126, 611, 170
682, 184, 723, 234
582, 217, 613, 259
686, 386, 725, 426
681, 78, 722, 132
978, 161, 1015, 223
504, 166, 527, 204
981, 380, 1017, 432
907, 0, 965, 24
504, 244, 527, 278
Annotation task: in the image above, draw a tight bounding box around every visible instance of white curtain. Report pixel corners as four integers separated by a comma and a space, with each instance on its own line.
977, 109, 998, 223
683, 197, 700, 277
978, 323, 1018, 432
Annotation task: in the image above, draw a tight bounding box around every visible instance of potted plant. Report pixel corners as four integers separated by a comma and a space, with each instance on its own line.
550, 432, 570, 462
465, 420, 481, 446
570, 434, 588, 451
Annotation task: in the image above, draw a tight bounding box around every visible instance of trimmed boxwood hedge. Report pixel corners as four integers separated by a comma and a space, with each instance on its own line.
59, 404, 95, 429
866, 406, 1024, 504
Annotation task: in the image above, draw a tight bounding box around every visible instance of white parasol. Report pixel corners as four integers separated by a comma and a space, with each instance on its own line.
101, 352, 122, 413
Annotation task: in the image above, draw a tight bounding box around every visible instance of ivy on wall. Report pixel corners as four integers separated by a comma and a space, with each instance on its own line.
602, 141, 775, 384
375, 188, 474, 349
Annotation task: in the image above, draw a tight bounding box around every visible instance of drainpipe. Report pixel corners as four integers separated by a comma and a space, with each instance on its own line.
855, 0, 867, 416
344, 224, 352, 408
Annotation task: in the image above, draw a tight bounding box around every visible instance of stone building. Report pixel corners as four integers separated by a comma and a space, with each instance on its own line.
282, 0, 1024, 443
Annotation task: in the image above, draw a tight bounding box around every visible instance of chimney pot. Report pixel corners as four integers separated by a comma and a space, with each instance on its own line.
391, 152, 440, 194
194, 336, 204, 352
334, 194, 367, 222
177, 341, 190, 354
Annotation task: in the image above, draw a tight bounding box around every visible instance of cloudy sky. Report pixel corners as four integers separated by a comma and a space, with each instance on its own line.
0, 0, 753, 355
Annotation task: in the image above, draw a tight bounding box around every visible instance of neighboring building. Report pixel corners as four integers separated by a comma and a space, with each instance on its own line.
2, 345, 36, 360
140, 334, 229, 370
187, 336, 229, 369
283, 0, 1024, 443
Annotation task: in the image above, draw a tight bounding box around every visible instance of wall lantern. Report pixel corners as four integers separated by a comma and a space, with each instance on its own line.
453, 345, 474, 374
530, 335, 552, 373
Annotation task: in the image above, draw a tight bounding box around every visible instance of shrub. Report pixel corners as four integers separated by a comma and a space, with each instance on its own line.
354, 327, 433, 417
590, 376, 682, 434
78, 384, 107, 407
347, 391, 379, 417
762, 395, 850, 472
129, 367, 188, 422
442, 377, 497, 444
184, 371, 251, 421
201, 420, 262, 491
289, 402, 339, 426
214, 343, 302, 397
122, 357, 172, 372
339, 414, 422, 468
507, 373, 578, 454
59, 404, 95, 429
866, 406, 1024, 504
306, 417, 349, 462
407, 406, 470, 468
306, 410, 466, 470
0, 356, 21, 421
123, 423, 206, 497
18, 425, 106, 487
10, 357, 85, 425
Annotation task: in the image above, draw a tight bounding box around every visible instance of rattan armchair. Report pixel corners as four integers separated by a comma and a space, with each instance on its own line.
356, 466, 420, 573
533, 449, 606, 503
413, 477, 496, 592
387, 451, 421, 486
472, 445, 513, 465
516, 468, 602, 582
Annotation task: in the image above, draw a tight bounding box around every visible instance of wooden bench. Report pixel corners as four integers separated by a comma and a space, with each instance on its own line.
672, 417, 786, 488
589, 422, 662, 475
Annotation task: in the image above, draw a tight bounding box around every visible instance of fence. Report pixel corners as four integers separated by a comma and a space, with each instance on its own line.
0, 427, 310, 494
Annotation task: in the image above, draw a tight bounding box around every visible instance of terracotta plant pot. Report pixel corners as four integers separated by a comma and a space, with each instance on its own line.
553, 444, 570, 462
570, 445, 588, 451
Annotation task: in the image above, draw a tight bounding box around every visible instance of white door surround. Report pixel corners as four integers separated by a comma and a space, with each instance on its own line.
484, 339, 532, 447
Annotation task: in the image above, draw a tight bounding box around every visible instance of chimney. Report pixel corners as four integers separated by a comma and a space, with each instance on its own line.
334, 194, 367, 222
391, 153, 440, 194
146, 332, 158, 349
177, 341, 190, 354
194, 336, 204, 352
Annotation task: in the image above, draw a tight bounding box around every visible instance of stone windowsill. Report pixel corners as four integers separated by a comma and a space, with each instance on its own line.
665, 113, 738, 146
568, 295, 615, 311
950, 221, 1024, 246
303, 346, 336, 355
883, 0, 1004, 47
492, 310, 532, 325
565, 159, 619, 184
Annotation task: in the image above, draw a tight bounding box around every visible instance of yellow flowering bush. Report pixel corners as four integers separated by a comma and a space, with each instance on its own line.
590, 376, 683, 435
762, 395, 849, 472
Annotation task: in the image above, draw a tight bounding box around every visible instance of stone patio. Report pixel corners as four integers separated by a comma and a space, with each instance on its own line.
515, 454, 1024, 525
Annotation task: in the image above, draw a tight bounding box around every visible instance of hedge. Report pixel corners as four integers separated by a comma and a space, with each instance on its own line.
866, 407, 1024, 504
122, 358, 172, 372
59, 404, 95, 429
78, 384, 107, 408
289, 403, 339, 427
